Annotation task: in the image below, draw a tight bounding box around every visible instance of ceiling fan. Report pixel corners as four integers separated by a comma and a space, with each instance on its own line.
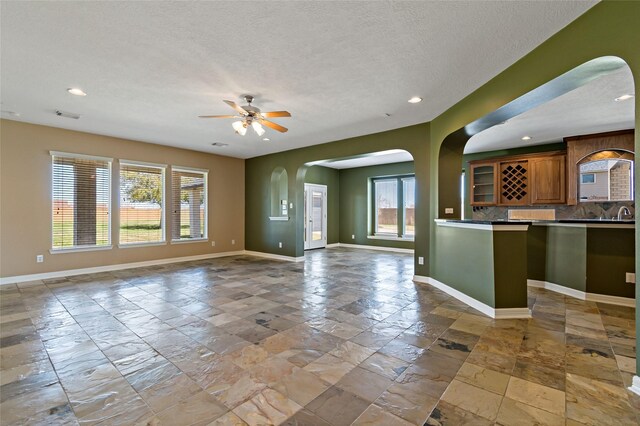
199, 95, 290, 136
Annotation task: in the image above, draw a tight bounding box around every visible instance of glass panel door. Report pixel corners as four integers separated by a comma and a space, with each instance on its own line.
304, 184, 327, 250
311, 190, 323, 241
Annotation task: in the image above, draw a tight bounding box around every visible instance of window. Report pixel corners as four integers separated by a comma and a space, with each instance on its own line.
374, 179, 398, 235
460, 171, 465, 220
581, 173, 596, 184
171, 168, 207, 241
51, 152, 111, 251
403, 177, 415, 237
119, 162, 165, 245
372, 175, 415, 238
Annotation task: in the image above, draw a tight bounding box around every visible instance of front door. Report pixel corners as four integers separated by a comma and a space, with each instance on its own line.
304, 184, 327, 250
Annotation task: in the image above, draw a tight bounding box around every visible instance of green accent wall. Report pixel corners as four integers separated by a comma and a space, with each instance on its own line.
527, 225, 547, 282
433, 226, 495, 307
546, 226, 587, 292
587, 228, 635, 298
339, 162, 414, 249
528, 225, 634, 298
433, 225, 529, 309
493, 231, 528, 309
305, 166, 340, 244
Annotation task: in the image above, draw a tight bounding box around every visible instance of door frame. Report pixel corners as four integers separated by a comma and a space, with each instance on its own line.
304, 183, 327, 250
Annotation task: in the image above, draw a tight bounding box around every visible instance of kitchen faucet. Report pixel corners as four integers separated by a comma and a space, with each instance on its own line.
617, 206, 632, 221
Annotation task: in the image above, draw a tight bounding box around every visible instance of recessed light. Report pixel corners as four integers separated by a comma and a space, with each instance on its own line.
408, 97, 422, 104
614, 94, 634, 102
67, 88, 87, 96
522, 136, 531, 141
262, 138, 270, 141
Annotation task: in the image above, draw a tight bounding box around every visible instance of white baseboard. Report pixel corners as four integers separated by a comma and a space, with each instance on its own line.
528, 279, 586, 300
493, 308, 532, 319
243, 250, 305, 262
586, 292, 636, 307
630, 376, 640, 396
0, 251, 246, 285
413, 275, 531, 319
527, 279, 635, 307
334, 243, 414, 254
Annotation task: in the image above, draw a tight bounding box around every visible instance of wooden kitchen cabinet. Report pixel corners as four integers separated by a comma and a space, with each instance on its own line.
498, 160, 530, 205
530, 154, 566, 204
469, 151, 566, 206
470, 162, 497, 205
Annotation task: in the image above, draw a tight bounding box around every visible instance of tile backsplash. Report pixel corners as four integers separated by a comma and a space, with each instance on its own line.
472, 202, 635, 221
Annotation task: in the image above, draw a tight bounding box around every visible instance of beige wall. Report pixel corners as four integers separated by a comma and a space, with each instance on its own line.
0, 119, 245, 278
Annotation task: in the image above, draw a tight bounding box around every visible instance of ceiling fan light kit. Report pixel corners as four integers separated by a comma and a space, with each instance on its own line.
200, 95, 290, 138
232, 120, 247, 136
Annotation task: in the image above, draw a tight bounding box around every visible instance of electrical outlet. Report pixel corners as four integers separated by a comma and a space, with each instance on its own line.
418, 256, 424, 265
278, 242, 283, 248
351, 234, 355, 240
626, 272, 636, 283
36, 255, 44, 263
445, 208, 454, 214
231, 239, 235, 245
211, 241, 216, 247
289, 203, 293, 209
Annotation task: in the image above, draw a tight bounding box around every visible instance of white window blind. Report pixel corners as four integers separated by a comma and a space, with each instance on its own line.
171, 168, 207, 241
119, 162, 165, 245
52, 153, 111, 250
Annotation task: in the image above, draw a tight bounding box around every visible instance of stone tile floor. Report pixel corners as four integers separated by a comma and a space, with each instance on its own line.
0, 248, 638, 425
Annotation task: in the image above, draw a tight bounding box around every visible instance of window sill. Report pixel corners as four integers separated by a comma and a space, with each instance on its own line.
118, 241, 167, 249
50, 245, 113, 254
367, 235, 415, 242
171, 238, 208, 244
269, 216, 289, 221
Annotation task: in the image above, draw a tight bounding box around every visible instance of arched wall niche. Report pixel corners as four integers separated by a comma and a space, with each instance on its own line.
269, 167, 288, 218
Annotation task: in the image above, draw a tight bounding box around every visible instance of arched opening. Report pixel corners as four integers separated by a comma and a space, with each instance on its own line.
296, 149, 416, 253
437, 56, 633, 218
433, 55, 636, 314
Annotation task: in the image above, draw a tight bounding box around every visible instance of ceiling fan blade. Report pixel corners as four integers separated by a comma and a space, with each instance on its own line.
259, 119, 288, 133
261, 111, 291, 118
223, 100, 248, 115
198, 114, 239, 119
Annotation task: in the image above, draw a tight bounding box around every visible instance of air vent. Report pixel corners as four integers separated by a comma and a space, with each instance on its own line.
55, 110, 80, 119
211, 142, 228, 147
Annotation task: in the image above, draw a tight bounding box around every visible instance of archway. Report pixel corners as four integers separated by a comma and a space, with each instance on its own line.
296, 149, 416, 255
437, 56, 631, 218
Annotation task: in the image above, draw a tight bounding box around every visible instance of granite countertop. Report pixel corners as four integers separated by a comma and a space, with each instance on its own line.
435, 219, 532, 225
436, 219, 635, 225
554, 219, 635, 224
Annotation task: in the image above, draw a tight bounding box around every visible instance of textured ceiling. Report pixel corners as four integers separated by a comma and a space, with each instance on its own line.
1, 1, 597, 159
465, 66, 635, 154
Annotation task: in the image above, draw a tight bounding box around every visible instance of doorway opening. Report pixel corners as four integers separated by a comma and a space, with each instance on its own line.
304, 183, 327, 250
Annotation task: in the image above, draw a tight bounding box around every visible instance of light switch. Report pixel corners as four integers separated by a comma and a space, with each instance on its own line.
445, 208, 454, 214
